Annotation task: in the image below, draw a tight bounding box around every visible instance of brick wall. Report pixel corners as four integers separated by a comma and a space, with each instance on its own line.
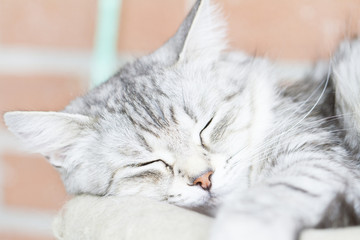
0, 0, 359, 239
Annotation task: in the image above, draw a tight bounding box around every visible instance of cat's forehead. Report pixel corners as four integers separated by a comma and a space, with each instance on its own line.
65, 57, 221, 152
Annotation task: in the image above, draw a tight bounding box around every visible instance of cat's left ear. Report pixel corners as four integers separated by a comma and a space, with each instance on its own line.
3, 111, 92, 167
151, 0, 227, 64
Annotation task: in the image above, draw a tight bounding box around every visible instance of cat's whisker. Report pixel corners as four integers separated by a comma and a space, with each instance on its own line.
248, 71, 330, 144
229, 122, 356, 174
231, 117, 342, 170
225, 101, 332, 168
272, 66, 331, 138
228, 108, 356, 170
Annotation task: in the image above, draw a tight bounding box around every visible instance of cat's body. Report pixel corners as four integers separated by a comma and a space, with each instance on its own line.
4, 1, 360, 239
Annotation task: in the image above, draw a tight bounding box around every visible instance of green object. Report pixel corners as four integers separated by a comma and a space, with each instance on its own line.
91, 0, 122, 87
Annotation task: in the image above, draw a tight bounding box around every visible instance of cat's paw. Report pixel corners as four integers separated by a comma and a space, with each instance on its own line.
210, 209, 298, 240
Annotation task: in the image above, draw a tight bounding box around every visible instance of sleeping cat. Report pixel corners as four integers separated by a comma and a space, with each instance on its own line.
4, 0, 360, 239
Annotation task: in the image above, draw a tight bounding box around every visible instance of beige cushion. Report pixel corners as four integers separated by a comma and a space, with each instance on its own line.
53, 195, 360, 240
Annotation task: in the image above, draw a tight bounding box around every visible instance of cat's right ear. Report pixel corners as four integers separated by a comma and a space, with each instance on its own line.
3, 111, 91, 167
150, 0, 227, 65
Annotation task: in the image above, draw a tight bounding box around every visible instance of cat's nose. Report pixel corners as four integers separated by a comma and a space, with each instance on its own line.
193, 171, 213, 191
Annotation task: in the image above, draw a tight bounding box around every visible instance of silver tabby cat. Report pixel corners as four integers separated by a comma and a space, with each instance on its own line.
4, 0, 360, 239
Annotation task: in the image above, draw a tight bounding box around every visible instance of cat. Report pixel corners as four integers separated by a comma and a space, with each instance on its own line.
4, 0, 360, 239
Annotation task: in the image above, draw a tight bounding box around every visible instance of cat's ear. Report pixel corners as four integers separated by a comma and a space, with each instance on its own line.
151, 0, 227, 64
4, 111, 91, 166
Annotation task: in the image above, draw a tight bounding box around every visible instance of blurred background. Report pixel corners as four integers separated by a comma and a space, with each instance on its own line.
0, 0, 359, 239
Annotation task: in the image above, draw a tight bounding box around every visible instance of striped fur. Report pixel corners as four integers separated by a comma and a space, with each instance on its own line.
3, 1, 360, 239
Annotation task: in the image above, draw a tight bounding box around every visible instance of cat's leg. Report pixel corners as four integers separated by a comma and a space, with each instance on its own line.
210, 160, 360, 240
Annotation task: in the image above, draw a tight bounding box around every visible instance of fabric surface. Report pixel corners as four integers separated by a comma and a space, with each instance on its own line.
53, 195, 360, 240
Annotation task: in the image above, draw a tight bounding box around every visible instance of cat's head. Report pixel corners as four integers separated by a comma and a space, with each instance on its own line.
4, 0, 273, 210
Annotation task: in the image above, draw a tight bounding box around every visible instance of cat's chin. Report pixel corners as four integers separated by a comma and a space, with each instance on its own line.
170, 193, 221, 217
183, 195, 221, 217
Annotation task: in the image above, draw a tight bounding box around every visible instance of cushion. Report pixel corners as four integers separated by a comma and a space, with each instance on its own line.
53, 195, 360, 240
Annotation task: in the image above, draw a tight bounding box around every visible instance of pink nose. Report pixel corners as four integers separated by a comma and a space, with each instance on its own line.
193, 171, 213, 190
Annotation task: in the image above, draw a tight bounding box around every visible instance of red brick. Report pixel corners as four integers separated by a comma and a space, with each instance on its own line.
117, 0, 360, 59
221, 0, 360, 60
0, 232, 54, 240
0, 0, 97, 50
118, 0, 186, 53
0, 73, 87, 126
2, 152, 69, 210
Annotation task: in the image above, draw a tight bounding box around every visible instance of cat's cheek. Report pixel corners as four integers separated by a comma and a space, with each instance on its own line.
106, 175, 171, 201
209, 172, 231, 198
167, 179, 210, 207
210, 163, 249, 200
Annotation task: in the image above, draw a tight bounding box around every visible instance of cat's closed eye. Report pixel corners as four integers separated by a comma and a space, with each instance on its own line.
137, 159, 173, 172
200, 117, 214, 149
123, 159, 173, 183
137, 159, 167, 167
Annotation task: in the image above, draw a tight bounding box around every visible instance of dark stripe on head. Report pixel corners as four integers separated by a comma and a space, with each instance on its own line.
124, 111, 138, 126
122, 104, 161, 138
183, 105, 197, 122
136, 134, 153, 152
224, 93, 238, 101
224, 85, 245, 101
210, 115, 231, 143
136, 94, 163, 127
149, 76, 168, 98
138, 124, 160, 138
169, 105, 178, 124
